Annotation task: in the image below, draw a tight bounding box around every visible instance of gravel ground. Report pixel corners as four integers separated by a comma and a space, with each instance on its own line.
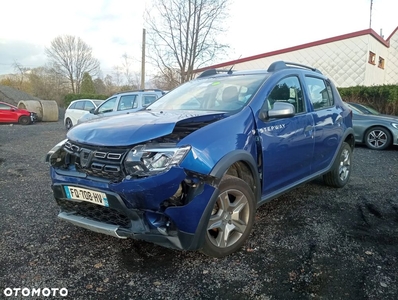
0, 121, 397, 300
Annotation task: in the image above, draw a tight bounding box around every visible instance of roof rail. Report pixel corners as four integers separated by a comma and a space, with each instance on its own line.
116, 89, 165, 94
197, 69, 232, 78
267, 61, 322, 74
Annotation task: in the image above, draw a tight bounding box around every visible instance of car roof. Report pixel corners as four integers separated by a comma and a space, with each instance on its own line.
71, 99, 103, 102
197, 60, 323, 79
115, 89, 165, 95
0, 101, 16, 107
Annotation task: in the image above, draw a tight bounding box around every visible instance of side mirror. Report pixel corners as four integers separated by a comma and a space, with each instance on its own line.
89, 108, 95, 114
259, 102, 295, 121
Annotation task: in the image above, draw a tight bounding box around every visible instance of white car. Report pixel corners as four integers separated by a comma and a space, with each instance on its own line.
77, 90, 165, 124
64, 99, 104, 130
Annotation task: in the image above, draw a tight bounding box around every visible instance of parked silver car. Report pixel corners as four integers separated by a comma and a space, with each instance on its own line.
346, 102, 398, 150
77, 89, 165, 124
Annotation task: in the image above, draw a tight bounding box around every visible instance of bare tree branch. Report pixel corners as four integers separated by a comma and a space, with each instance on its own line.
45, 35, 100, 94
145, 0, 230, 84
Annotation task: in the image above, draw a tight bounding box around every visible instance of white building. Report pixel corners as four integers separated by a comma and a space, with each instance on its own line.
196, 27, 398, 87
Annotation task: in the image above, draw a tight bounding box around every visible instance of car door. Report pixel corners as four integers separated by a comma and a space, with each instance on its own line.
82, 101, 96, 119
96, 97, 117, 115
116, 94, 138, 113
304, 76, 342, 173
71, 101, 85, 124
0, 103, 16, 122
256, 76, 315, 195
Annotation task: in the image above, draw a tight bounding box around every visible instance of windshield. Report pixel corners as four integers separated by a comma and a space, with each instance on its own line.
360, 105, 380, 115
148, 74, 268, 112
348, 102, 380, 115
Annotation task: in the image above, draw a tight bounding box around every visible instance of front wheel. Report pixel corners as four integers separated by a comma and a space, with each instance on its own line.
365, 126, 391, 150
65, 118, 73, 130
323, 142, 352, 188
201, 175, 256, 258
18, 116, 30, 125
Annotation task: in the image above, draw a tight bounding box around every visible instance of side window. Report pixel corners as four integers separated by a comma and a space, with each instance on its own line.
84, 101, 95, 111
267, 76, 304, 113
0, 103, 12, 110
74, 101, 84, 110
142, 95, 158, 107
98, 97, 117, 113
68, 102, 76, 109
305, 76, 334, 110
118, 95, 137, 111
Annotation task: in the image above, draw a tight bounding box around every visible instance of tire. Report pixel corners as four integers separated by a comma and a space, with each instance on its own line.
323, 142, 352, 188
18, 116, 30, 125
201, 175, 256, 258
364, 126, 391, 150
65, 118, 73, 130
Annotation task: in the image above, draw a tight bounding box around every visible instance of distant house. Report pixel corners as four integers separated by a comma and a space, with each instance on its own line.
195, 27, 398, 87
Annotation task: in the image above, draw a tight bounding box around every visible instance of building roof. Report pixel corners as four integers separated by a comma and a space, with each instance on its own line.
195, 27, 398, 73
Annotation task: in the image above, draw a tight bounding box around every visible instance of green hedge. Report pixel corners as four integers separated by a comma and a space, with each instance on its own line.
337, 85, 398, 116
64, 94, 109, 107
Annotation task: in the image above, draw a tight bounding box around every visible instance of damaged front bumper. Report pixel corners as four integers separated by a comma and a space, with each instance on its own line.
50, 166, 218, 251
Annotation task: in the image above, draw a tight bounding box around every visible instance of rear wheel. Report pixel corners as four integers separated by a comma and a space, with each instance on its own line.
18, 116, 30, 125
65, 118, 73, 130
323, 142, 352, 188
365, 126, 391, 150
201, 175, 256, 258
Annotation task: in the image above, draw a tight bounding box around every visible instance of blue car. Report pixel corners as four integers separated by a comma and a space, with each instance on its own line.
46, 61, 355, 257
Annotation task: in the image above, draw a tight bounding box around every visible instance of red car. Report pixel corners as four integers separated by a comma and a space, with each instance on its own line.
0, 101, 37, 125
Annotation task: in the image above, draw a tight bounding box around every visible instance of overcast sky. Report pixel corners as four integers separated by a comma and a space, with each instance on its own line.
0, 0, 397, 76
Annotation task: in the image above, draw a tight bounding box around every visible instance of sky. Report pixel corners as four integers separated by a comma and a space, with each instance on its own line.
0, 0, 397, 77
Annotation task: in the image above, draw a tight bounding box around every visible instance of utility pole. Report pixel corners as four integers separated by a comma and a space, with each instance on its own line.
141, 28, 146, 90
369, 0, 373, 28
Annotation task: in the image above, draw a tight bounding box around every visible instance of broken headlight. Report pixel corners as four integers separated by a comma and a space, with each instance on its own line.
45, 139, 67, 166
124, 144, 191, 177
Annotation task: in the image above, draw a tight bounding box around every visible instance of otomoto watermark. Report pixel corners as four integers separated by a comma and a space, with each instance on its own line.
3, 287, 68, 297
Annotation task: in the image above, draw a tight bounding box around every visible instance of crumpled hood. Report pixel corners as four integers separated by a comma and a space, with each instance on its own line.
67, 109, 225, 146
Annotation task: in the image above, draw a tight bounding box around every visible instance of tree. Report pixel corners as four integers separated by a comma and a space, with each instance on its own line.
45, 35, 100, 94
28, 66, 70, 103
13, 61, 30, 89
80, 72, 95, 94
145, 0, 230, 84
93, 78, 106, 95
152, 68, 181, 90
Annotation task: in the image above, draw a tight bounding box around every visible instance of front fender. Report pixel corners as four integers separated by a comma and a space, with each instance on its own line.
188, 150, 261, 250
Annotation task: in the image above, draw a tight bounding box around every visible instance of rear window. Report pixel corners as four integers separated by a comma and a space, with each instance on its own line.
142, 95, 158, 107
305, 76, 334, 110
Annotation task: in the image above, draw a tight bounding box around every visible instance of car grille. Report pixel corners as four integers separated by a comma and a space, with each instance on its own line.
57, 199, 131, 228
64, 141, 128, 182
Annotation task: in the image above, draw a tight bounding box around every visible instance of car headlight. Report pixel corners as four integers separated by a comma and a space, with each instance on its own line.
392, 123, 398, 129
124, 144, 191, 177
45, 139, 67, 165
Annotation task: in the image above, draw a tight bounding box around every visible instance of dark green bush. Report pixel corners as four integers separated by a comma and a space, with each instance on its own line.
338, 85, 398, 115
64, 94, 108, 107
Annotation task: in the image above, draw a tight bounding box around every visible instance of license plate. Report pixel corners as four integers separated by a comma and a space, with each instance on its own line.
63, 186, 109, 207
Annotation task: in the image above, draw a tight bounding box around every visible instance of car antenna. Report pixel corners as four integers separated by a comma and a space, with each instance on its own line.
227, 55, 241, 74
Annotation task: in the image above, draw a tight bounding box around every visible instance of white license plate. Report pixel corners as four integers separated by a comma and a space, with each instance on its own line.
63, 186, 109, 207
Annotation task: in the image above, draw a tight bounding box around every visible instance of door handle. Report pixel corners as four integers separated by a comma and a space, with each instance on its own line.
304, 125, 314, 138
